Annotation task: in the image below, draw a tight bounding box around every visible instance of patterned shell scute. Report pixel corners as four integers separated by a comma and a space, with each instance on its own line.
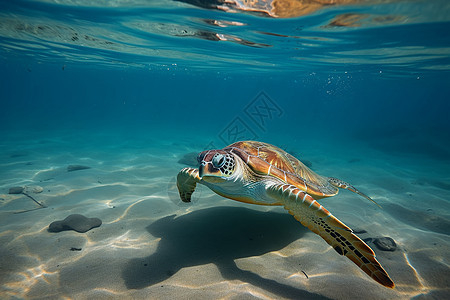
225, 141, 338, 197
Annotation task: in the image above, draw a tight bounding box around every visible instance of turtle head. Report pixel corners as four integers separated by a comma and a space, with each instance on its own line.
197, 150, 236, 183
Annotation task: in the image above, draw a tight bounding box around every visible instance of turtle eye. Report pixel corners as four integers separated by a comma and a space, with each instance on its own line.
212, 153, 226, 168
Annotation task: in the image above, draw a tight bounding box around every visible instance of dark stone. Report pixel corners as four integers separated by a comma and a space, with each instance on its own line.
9, 186, 24, 194
70, 247, 82, 251
177, 152, 199, 167
67, 165, 91, 172
48, 214, 102, 233
373, 237, 397, 251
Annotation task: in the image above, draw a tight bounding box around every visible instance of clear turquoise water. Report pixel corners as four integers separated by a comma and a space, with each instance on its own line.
0, 1, 449, 299
1, 0, 450, 147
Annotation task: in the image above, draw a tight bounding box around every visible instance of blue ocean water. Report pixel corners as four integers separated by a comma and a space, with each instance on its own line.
1, 1, 449, 299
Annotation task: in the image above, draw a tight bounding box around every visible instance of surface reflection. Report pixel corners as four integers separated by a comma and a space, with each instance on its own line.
176, 0, 388, 19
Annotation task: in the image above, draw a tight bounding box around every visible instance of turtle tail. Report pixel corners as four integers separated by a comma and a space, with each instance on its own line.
328, 177, 382, 208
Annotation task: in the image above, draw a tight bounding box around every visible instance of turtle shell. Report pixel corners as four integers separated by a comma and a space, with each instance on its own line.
224, 141, 338, 198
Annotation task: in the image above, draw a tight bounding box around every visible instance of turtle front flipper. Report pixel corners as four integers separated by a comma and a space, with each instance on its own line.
267, 183, 394, 288
328, 177, 382, 208
177, 167, 201, 202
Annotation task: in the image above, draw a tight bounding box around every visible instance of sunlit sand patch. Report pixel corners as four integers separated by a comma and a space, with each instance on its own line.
84, 287, 138, 298
3, 260, 58, 298
42, 182, 142, 208
84, 230, 158, 252
434, 255, 450, 267
8, 226, 56, 244
0, 229, 15, 239
0, 193, 23, 207
308, 271, 343, 280
32, 166, 66, 181
393, 252, 436, 299
402, 252, 427, 289
285, 270, 312, 282
270, 250, 289, 257
106, 196, 160, 224
156, 264, 278, 299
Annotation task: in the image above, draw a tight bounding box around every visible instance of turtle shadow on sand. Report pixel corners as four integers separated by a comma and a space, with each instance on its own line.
122, 206, 330, 299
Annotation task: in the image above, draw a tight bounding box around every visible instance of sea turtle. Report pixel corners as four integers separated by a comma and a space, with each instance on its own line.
176, 140, 394, 288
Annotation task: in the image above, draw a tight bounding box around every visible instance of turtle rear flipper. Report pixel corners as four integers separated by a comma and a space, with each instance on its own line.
177, 167, 201, 202
267, 183, 394, 288
328, 177, 382, 208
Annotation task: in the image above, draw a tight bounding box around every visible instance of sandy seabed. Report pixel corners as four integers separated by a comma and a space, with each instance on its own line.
0, 130, 449, 300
